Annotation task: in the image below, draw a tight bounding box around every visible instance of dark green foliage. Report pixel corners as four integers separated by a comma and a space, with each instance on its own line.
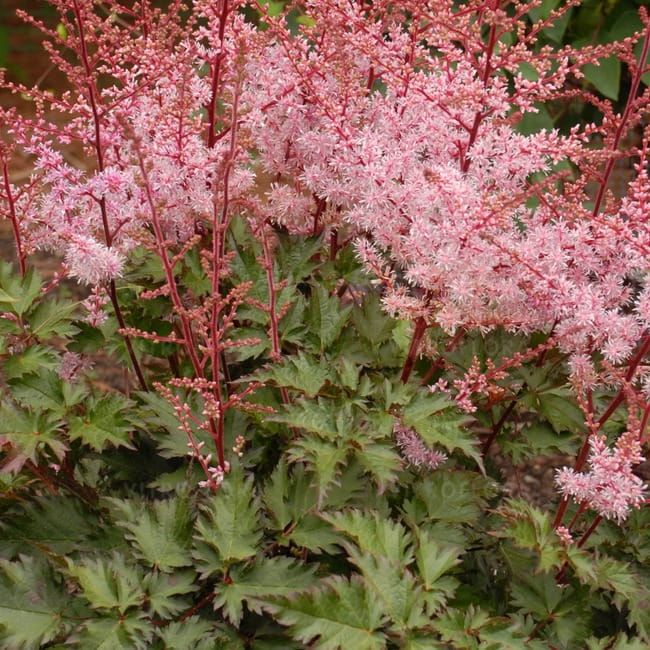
0, 221, 648, 649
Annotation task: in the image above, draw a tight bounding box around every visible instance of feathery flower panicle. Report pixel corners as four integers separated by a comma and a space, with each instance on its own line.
58, 352, 93, 383
394, 423, 447, 470
555, 431, 645, 523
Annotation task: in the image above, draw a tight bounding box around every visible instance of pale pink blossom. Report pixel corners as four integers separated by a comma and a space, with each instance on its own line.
394, 423, 447, 470
556, 432, 645, 523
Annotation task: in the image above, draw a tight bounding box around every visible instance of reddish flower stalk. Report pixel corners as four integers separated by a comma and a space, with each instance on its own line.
1, 160, 26, 276
401, 317, 428, 383
70, 0, 148, 392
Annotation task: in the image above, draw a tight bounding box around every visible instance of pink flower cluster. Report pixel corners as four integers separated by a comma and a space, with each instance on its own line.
556, 431, 645, 523
394, 423, 447, 470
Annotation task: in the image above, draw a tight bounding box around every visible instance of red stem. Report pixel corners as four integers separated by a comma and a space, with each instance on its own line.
555, 333, 650, 527
72, 0, 147, 391
556, 515, 603, 583
2, 162, 27, 276
206, 0, 230, 148
134, 139, 223, 465
460, 14, 498, 173
261, 228, 291, 406
401, 317, 428, 383
592, 24, 650, 217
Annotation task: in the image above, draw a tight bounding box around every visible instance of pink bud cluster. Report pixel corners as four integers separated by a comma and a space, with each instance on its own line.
555, 431, 645, 523
394, 423, 447, 470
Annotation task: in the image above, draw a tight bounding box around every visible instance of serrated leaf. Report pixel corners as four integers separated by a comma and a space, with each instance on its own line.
414, 531, 462, 592
109, 496, 193, 571
352, 293, 396, 345
0, 496, 101, 557
0, 403, 66, 474
355, 441, 402, 494
272, 398, 340, 437
263, 459, 318, 529
262, 353, 331, 397
74, 614, 154, 650
433, 605, 493, 647
307, 285, 351, 350
289, 515, 343, 554
0, 555, 80, 648
322, 509, 412, 565
28, 299, 78, 338
67, 553, 144, 614
3, 345, 58, 380
288, 437, 347, 504
155, 617, 221, 650
214, 557, 316, 626
509, 571, 564, 619
143, 570, 197, 617
264, 575, 388, 649
403, 395, 481, 469
353, 553, 427, 633
9, 371, 65, 413
403, 471, 493, 525
68, 394, 135, 451
0, 263, 42, 316
499, 500, 564, 572
194, 468, 261, 567
138, 392, 210, 459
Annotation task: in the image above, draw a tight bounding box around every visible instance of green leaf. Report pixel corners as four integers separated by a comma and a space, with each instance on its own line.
536, 388, 585, 434
68, 394, 135, 451
510, 571, 564, 619
403, 395, 481, 468
109, 496, 194, 571
67, 553, 145, 614
155, 617, 220, 650
499, 500, 563, 572
0, 555, 80, 648
214, 557, 316, 626
433, 605, 493, 648
194, 468, 261, 568
307, 285, 351, 350
9, 371, 65, 413
264, 575, 388, 649
352, 293, 396, 345
414, 531, 462, 592
138, 392, 210, 459
0, 496, 101, 557
261, 353, 331, 397
263, 460, 318, 529
143, 570, 197, 617
272, 398, 341, 437
28, 299, 78, 338
289, 515, 343, 554
0, 264, 42, 316
356, 553, 427, 633
584, 56, 621, 100
3, 345, 58, 380
403, 471, 493, 525
517, 103, 554, 135
355, 441, 402, 494
74, 614, 154, 650
0, 403, 66, 473
288, 438, 347, 503
323, 510, 413, 565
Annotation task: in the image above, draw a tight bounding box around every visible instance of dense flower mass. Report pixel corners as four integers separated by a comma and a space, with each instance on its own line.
1, 2, 650, 646
556, 432, 645, 523
0, 0, 648, 534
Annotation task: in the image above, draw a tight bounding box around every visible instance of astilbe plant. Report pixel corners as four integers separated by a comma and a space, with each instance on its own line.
0, 1, 649, 648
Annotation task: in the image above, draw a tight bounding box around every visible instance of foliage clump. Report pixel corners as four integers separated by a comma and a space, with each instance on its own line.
1, 1, 650, 647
